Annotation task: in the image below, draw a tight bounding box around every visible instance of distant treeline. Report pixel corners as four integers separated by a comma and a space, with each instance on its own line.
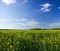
0, 28, 60, 30
30, 28, 60, 30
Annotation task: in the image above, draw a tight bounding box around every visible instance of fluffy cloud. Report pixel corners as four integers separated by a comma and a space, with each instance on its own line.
39, 3, 51, 12
2, 0, 16, 5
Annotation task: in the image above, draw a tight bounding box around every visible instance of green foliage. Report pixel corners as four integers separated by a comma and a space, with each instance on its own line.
0, 30, 60, 51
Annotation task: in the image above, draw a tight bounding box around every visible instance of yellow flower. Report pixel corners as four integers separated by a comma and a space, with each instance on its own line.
7, 42, 10, 45
12, 49, 15, 51
10, 45, 13, 48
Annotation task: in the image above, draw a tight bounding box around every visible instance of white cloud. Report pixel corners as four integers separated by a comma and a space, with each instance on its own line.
23, 0, 28, 4
15, 19, 39, 29
39, 3, 51, 12
58, 7, 60, 9
48, 21, 60, 28
0, 18, 39, 29
2, 0, 16, 5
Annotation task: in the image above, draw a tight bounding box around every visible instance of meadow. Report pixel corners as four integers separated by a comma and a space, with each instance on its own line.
0, 30, 60, 51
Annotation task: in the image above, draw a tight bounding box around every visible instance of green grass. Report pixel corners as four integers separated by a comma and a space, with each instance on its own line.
0, 30, 60, 51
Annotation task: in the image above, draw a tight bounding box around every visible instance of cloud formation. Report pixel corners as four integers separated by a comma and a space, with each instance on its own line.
48, 21, 60, 28
39, 3, 51, 12
2, 0, 16, 5
16, 19, 39, 29
0, 18, 39, 29
58, 7, 60, 9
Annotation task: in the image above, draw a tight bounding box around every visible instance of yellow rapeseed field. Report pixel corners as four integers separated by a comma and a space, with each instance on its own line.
0, 30, 60, 51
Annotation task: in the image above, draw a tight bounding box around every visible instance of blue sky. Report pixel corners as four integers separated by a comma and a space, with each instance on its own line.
0, 0, 60, 29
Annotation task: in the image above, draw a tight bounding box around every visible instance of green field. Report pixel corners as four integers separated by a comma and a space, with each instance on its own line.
0, 30, 60, 51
